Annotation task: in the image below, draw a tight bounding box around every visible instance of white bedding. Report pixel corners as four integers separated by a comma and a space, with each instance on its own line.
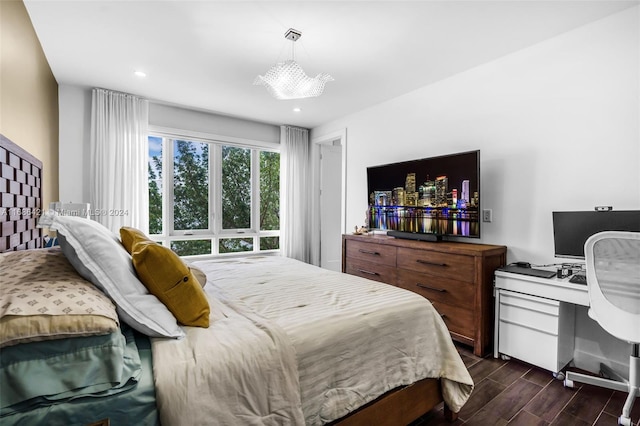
151, 255, 473, 425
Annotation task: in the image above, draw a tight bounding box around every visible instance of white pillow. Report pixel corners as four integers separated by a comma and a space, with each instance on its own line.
38, 212, 185, 339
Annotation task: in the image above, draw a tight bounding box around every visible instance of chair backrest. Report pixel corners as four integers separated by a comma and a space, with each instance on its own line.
585, 231, 640, 344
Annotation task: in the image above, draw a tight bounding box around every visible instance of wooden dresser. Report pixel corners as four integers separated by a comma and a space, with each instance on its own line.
342, 234, 506, 356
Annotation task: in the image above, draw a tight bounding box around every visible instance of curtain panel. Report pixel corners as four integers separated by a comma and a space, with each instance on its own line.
280, 126, 311, 263
90, 88, 149, 233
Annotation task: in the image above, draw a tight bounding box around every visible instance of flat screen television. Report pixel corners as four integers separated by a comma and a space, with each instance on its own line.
367, 150, 480, 241
552, 210, 640, 259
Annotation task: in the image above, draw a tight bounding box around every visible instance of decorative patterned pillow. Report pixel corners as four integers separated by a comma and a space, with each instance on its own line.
0, 247, 119, 348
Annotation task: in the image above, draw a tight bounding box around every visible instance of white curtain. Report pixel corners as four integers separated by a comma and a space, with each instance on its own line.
280, 125, 311, 262
90, 88, 149, 233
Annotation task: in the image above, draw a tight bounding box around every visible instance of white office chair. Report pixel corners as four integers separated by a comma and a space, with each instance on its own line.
564, 231, 640, 426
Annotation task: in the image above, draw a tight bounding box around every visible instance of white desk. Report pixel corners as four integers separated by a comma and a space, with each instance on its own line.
493, 270, 589, 377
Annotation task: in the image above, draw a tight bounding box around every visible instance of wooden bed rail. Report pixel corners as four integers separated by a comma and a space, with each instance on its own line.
331, 378, 457, 425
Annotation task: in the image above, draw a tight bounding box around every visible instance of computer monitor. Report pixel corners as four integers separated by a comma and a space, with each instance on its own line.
552, 210, 640, 259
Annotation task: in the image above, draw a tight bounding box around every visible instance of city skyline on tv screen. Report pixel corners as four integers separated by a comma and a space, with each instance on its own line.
366, 150, 480, 238
367, 150, 479, 209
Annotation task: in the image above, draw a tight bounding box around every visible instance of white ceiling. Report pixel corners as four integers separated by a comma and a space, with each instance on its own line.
24, 0, 638, 129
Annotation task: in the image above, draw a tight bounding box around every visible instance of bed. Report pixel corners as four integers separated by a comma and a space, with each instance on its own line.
0, 134, 473, 425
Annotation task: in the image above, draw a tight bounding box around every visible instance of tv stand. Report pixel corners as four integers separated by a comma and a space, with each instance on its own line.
342, 234, 506, 356
387, 230, 443, 242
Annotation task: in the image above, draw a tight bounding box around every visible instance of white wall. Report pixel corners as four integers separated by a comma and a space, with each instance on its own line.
58, 86, 281, 204
149, 103, 280, 145
313, 6, 639, 266
59, 84, 91, 204
313, 7, 640, 371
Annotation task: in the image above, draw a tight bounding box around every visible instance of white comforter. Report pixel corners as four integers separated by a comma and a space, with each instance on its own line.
152, 256, 473, 426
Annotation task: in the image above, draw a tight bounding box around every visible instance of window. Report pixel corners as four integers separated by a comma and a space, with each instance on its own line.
259, 151, 280, 250
173, 140, 209, 232
148, 135, 280, 256
221, 146, 250, 230
148, 136, 163, 235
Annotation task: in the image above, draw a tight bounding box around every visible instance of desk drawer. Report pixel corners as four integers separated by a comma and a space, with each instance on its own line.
499, 291, 559, 335
498, 290, 560, 372
498, 291, 560, 372
346, 240, 396, 267
397, 247, 474, 282
499, 318, 559, 372
397, 269, 474, 307
345, 258, 396, 285
496, 289, 574, 373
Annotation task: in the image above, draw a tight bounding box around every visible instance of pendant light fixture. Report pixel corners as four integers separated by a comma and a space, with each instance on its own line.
254, 28, 333, 100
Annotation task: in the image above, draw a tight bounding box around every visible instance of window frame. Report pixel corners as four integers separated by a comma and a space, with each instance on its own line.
148, 126, 280, 258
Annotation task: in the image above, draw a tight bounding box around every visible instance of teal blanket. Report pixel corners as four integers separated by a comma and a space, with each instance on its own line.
0, 326, 157, 425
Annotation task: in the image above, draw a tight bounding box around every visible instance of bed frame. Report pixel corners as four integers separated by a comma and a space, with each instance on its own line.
0, 134, 43, 253
333, 377, 455, 425
0, 133, 457, 425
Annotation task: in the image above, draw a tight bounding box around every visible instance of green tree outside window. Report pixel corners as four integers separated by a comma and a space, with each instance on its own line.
148, 136, 280, 254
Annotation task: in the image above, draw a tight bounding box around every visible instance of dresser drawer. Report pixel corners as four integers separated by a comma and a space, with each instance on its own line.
430, 300, 475, 338
396, 269, 474, 307
345, 258, 397, 284
343, 234, 507, 357
397, 247, 474, 282
346, 239, 397, 267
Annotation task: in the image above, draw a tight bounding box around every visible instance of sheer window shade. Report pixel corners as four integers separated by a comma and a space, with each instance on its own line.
90, 88, 149, 233
280, 126, 311, 262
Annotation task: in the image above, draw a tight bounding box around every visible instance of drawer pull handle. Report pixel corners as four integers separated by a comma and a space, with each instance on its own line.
416, 283, 447, 292
358, 249, 380, 256
357, 269, 379, 276
416, 259, 447, 267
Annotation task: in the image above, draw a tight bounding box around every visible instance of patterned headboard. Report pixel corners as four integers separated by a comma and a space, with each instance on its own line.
0, 134, 44, 252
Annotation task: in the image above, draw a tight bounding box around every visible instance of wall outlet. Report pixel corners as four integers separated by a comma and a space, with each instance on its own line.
482, 209, 492, 223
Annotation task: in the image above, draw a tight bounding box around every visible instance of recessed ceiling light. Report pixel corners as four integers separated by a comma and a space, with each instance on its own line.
134, 70, 147, 78
293, 107, 301, 113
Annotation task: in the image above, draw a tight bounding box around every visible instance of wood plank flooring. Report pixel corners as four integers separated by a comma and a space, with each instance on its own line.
412, 344, 639, 426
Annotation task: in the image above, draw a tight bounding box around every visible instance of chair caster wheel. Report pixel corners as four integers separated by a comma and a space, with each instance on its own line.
553, 372, 565, 381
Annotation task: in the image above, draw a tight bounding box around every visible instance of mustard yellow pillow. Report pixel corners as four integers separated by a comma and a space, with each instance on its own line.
120, 227, 151, 253
131, 241, 210, 328
121, 227, 208, 288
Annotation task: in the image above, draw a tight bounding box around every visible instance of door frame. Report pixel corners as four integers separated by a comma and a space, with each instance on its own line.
310, 128, 347, 267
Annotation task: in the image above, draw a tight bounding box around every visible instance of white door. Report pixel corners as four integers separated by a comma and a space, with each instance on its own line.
320, 143, 343, 271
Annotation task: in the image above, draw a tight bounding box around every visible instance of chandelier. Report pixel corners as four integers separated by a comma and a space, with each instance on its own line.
254, 28, 333, 100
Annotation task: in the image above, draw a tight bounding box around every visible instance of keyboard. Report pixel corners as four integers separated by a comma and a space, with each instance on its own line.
569, 273, 588, 285
499, 265, 557, 279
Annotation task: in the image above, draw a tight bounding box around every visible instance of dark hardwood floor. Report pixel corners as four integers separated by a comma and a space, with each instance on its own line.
413, 344, 639, 426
